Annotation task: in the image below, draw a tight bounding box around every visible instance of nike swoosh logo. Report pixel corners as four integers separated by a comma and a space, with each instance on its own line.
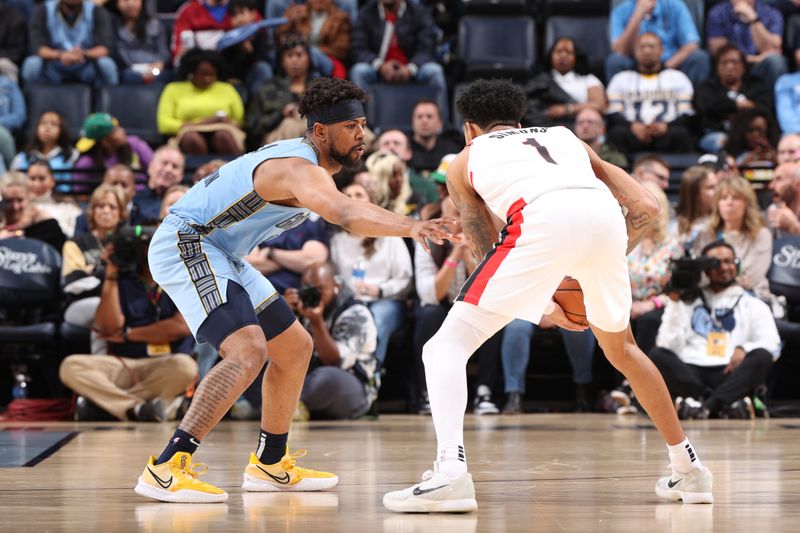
667, 479, 682, 488
147, 467, 173, 489
189, 438, 200, 446
413, 484, 448, 496
256, 464, 291, 485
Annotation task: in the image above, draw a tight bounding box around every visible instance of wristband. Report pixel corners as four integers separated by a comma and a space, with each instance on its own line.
749, 17, 761, 25
444, 259, 459, 269
266, 247, 275, 260
650, 295, 663, 310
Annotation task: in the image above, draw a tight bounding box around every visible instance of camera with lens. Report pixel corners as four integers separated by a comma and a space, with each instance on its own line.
665, 250, 721, 301
297, 285, 322, 309
110, 225, 156, 275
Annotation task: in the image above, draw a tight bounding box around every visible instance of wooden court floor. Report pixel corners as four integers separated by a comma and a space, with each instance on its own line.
1, 414, 799, 532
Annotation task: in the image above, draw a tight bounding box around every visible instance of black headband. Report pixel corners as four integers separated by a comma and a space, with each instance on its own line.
306, 99, 365, 129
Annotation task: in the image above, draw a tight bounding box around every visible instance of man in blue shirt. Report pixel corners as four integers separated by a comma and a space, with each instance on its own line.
707, 0, 787, 89
607, 0, 710, 85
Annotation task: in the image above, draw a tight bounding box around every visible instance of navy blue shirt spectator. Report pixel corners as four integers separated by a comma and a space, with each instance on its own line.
707, 0, 787, 88
246, 217, 330, 294
349, 0, 448, 122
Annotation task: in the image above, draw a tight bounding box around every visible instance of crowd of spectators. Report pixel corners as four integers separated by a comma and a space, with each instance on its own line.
2, 0, 800, 421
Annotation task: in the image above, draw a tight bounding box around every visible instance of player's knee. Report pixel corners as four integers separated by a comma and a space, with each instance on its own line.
421, 334, 444, 369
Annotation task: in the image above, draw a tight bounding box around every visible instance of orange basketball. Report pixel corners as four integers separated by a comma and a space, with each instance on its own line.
552, 277, 589, 326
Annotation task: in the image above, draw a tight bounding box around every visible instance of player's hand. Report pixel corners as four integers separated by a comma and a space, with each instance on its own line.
724, 347, 746, 374
544, 302, 589, 332
411, 217, 458, 253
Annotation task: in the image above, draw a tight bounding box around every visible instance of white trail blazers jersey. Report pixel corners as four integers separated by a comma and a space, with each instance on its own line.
467, 126, 609, 219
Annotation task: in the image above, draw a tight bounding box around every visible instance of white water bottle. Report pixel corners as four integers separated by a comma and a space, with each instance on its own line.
351, 258, 366, 296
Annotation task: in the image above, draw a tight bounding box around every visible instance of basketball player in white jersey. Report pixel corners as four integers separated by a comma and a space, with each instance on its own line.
383, 79, 713, 513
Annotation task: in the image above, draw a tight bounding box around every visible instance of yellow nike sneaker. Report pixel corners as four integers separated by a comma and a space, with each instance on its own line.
135, 452, 228, 503
242, 448, 339, 492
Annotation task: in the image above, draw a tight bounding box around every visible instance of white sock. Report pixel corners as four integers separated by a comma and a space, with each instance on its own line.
437, 445, 467, 479
667, 438, 702, 473
423, 303, 509, 481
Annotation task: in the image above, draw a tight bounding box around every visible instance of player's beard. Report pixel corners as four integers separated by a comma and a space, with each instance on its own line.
331, 143, 365, 169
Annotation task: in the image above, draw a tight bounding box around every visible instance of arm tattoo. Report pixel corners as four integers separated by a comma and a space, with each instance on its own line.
179, 360, 245, 437
462, 206, 498, 261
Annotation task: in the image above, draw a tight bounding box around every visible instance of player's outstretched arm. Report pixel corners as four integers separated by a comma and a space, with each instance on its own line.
582, 142, 660, 254
289, 164, 456, 251
445, 150, 498, 261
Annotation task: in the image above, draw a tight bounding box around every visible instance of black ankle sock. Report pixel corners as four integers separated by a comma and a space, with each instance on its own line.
155, 429, 200, 465
256, 430, 288, 465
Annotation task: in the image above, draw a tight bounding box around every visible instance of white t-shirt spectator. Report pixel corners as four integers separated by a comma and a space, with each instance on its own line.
606, 69, 694, 124
552, 70, 603, 104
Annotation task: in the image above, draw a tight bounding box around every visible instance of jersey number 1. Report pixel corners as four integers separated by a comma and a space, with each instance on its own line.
523, 137, 557, 165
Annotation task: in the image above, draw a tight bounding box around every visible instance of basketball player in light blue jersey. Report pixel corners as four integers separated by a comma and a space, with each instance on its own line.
135, 78, 456, 503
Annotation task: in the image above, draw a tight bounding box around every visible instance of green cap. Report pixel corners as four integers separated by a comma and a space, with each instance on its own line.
430, 153, 457, 184
77, 113, 118, 152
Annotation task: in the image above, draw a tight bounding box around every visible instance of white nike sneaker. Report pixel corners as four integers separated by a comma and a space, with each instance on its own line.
655, 465, 713, 504
383, 469, 477, 513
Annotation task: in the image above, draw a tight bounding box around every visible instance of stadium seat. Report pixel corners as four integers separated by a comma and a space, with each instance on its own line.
0, 238, 61, 363
451, 82, 469, 130
25, 84, 92, 138
457, 16, 536, 80
461, 0, 528, 15
366, 83, 440, 133
544, 16, 611, 80
97, 85, 164, 145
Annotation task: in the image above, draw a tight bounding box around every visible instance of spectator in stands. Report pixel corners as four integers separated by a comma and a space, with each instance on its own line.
171, 0, 232, 60
413, 195, 502, 415
10, 111, 78, 193
71, 164, 136, 236
775, 74, 800, 134
573, 108, 628, 169
767, 161, 800, 237
695, 176, 773, 300
284, 261, 378, 419
694, 44, 773, 154
245, 217, 330, 294
157, 48, 246, 155
329, 181, 412, 366
698, 151, 740, 181
607, 0, 710, 85
276, 0, 351, 78
27, 159, 82, 237
606, 32, 695, 154
59, 225, 197, 422
651, 240, 780, 419
0, 171, 65, 252
724, 108, 779, 167
349, 0, 448, 121
75, 113, 154, 185
674, 165, 719, 242
220, 0, 273, 93
365, 150, 422, 216
408, 100, 461, 174
133, 145, 185, 224
777, 133, 800, 163
0, 1, 27, 81
0, 74, 24, 173
246, 35, 315, 148
192, 158, 226, 183
22, 0, 119, 86
524, 37, 606, 127
632, 154, 671, 191
501, 319, 596, 414
112, 0, 171, 84
628, 181, 681, 354
267, 0, 358, 24
61, 183, 126, 333
376, 128, 438, 205
707, 0, 787, 89
158, 183, 188, 220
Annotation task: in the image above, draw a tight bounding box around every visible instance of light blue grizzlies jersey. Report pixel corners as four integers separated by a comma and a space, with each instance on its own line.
168, 138, 315, 257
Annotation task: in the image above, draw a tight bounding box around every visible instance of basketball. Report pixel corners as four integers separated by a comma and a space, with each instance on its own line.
553, 277, 589, 326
